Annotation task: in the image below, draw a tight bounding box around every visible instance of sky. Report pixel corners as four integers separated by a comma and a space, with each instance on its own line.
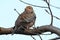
0, 0, 60, 40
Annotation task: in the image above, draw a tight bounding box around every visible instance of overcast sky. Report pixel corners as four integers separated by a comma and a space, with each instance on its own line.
0, 0, 60, 40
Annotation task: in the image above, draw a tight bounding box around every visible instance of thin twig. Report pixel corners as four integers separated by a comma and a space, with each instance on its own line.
37, 34, 43, 40
47, 0, 60, 9
19, 0, 48, 8
19, 0, 60, 9
31, 35, 43, 40
31, 35, 36, 40
50, 4, 60, 9
45, 9, 60, 20
14, 9, 20, 15
44, 0, 53, 26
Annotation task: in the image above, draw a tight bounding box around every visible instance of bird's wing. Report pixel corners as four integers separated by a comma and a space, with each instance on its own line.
15, 12, 36, 26
25, 13, 36, 22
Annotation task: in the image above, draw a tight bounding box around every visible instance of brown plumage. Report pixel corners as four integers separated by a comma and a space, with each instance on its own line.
12, 6, 36, 34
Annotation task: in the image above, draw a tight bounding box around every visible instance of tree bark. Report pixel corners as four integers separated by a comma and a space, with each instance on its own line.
0, 25, 60, 36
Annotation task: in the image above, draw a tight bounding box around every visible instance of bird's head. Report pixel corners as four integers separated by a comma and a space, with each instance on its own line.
25, 6, 33, 13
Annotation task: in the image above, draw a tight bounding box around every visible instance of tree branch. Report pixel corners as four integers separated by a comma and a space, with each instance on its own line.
19, 0, 48, 8
43, 0, 53, 26
0, 25, 60, 36
45, 9, 60, 20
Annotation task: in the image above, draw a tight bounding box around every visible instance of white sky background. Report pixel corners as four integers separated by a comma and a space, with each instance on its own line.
0, 0, 60, 40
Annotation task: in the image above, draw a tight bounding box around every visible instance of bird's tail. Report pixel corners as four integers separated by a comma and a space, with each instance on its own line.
11, 26, 17, 35
11, 30, 16, 35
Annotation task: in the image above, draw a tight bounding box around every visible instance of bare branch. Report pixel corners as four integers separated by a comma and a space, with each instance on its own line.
14, 9, 20, 15
44, 0, 53, 26
48, 0, 60, 9
45, 9, 60, 20
50, 4, 60, 9
19, 0, 60, 9
38, 35, 43, 40
0, 25, 60, 36
31, 35, 36, 40
19, 0, 48, 8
